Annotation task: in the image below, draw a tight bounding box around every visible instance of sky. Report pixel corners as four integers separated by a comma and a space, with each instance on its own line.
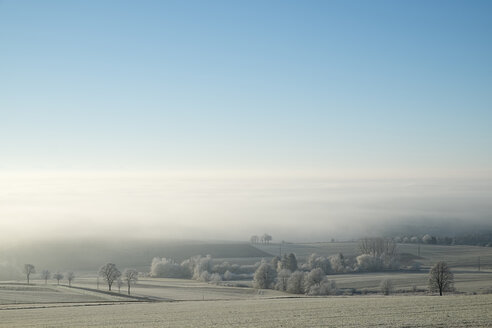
0, 1, 491, 243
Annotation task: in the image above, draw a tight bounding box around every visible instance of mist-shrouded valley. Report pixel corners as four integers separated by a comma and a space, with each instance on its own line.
1, 172, 492, 327
1, 0, 492, 327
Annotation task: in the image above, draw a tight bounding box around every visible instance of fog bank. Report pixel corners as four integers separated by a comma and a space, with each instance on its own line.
1, 171, 491, 245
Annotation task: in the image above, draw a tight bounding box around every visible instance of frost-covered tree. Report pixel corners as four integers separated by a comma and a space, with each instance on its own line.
329, 253, 346, 273
24, 264, 35, 284
66, 272, 75, 287
123, 269, 138, 295
275, 269, 291, 291
223, 270, 234, 281
428, 261, 454, 296
304, 268, 325, 291
53, 272, 64, 285
271, 256, 280, 271
253, 263, 276, 289
150, 258, 190, 278
286, 271, 305, 294
423, 234, 437, 244
356, 254, 383, 272
307, 253, 332, 274
192, 255, 213, 280
41, 270, 51, 284
198, 271, 210, 282
307, 279, 337, 296
209, 272, 222, 283
99, 263, 121, 291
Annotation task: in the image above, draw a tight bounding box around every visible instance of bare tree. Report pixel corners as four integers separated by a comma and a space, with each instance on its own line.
380, 279, 393, 295
250, 235, 259, 244
53, 272, 64, 285
262, 233, 272, 244
117, 278, 123, 293
41, 270, 51, 284
123, 268, 139, 295
66, 272, 75, 287
24, 264, 35, 284
358, 237, 397, 258
428, 261, 454, 296
99, 263, 121, 291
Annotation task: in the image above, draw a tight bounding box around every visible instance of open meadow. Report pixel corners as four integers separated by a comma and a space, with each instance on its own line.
1, 294, 491, 327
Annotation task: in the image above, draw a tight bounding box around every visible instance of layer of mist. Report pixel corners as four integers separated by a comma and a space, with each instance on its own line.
1, 172, 491, 245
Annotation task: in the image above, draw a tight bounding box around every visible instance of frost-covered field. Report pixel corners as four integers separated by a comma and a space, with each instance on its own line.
1, 294, 491, 327
332, 270, 492, 293
125, 277, 287, 300
0, 283, 129, 304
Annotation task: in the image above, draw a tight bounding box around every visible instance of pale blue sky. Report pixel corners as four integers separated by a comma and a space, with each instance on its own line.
1, 0, 491, 174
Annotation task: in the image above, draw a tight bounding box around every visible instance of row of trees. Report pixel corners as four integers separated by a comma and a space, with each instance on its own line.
394, 233, 492, 247
23, 264, 75, 287
394, 234, 451, 245
250, 234, 273, 244
22, 263, 140, 296
41, 270, 75, 286
150, 255, 258, 282
253, 260, 337, 295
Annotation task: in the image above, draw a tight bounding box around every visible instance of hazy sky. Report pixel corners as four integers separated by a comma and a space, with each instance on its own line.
1, 1, 491, 243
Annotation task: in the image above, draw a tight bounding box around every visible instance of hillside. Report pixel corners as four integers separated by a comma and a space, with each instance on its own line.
1, 240, 271, 273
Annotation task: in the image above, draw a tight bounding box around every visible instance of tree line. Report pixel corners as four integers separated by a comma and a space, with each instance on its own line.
250, 234, 273, 244
394, 232, 492, 247
21, 263, 140, 296
23, 264, 75, 287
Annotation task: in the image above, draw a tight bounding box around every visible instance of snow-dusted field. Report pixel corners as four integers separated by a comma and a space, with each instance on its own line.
1, 294, 491, 327
0, 283, 129, 304
69, 277, 287, 301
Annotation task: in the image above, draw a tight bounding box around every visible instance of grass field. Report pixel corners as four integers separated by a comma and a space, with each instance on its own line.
1, 294, 491, 327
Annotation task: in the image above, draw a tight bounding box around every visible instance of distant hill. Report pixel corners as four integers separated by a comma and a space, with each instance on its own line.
1, 240, 271, 273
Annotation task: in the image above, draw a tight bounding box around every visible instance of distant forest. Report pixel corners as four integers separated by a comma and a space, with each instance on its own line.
393, 231, 492, 247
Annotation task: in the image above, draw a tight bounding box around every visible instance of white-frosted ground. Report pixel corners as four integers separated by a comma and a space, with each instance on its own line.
1, 294, 491, 327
